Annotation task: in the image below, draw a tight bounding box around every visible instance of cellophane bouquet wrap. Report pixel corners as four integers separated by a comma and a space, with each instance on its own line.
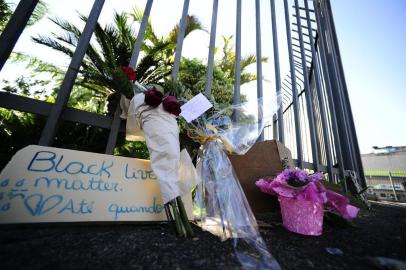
190, 97, 281, 270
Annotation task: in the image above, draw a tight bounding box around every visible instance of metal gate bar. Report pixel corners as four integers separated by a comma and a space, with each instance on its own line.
38, 0, 105, 146
0, 0, 39, 71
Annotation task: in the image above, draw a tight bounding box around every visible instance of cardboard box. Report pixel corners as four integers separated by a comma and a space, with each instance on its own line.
228, 140, 293, 214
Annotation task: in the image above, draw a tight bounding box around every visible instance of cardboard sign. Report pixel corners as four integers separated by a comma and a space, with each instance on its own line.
228, 140, 293, 214
0, 145, 193, 224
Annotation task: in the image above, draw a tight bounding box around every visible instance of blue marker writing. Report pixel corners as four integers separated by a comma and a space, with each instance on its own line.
124, 164, 157, 180
24, 193, 63, 216
27, 151, 114, 178
58, 199, 94, 214
108, 197, 163, 220
34, 176, 121, 192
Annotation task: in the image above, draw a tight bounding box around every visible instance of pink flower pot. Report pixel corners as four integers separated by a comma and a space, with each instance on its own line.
279, 197, 324, 236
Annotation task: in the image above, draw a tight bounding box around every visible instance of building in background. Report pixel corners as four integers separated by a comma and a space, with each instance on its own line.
362, 146, 406, 202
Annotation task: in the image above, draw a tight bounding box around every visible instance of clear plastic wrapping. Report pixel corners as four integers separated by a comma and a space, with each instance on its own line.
190, 96, 282, 269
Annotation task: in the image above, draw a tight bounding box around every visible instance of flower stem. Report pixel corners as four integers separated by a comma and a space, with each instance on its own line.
176, 196, 194, 237
164, 204, 176, 233
170, 199, 185, 237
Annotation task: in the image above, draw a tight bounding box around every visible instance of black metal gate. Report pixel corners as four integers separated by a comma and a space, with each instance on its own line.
0, 0, 366, 191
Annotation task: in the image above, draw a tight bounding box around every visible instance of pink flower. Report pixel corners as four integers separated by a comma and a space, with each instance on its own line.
293, 170, 308, 181
121, 66, 136, 81
163, 96, 181, 116
256, 168, 359, 220
144, 87, 163, 107
309, 172, 324, 182
255, 179, 274, 195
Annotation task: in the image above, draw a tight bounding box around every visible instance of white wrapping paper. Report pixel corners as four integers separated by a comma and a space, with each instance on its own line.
122, 93, 200, 203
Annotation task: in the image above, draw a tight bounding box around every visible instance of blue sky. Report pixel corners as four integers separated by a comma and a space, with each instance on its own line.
1, 0, 405, 154
331, 0, 406, 153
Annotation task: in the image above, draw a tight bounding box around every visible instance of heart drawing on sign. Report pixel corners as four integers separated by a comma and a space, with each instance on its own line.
24, 194, 63, 216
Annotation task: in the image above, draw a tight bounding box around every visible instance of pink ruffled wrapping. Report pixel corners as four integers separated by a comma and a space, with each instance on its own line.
279, 197, 324, 236
256, 175, 359, 236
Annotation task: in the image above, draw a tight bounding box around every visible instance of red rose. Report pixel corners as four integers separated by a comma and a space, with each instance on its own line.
144, 87, 163, 107
163, 96, 181, 116
121, 66, 136, 81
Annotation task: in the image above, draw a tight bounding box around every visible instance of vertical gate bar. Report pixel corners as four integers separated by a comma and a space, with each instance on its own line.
312, 0, 345, 182
129, 0, 153, 68
324, 0, 366, 187
105, 106, 122, 154
38, 0, 106, 146
171, 0, 190, 80
0, 0, 39, 71
233, 0, 242, 107
273, 113, 278, 139
293, 0, 320, 170
291, 107, 296, 159
255, 0, 264, 141
290, 110, 295, 158
323, 62, 344, 181
303, 0, 333, 177
105, 0, 154, 154
290, 110, 294, 156
284, 0, 303, 168
204, 0, 219, 96
232, 0, 242, 123
270, 0, 284, 142
313, 87, 325, 163
299, 96, 307, 161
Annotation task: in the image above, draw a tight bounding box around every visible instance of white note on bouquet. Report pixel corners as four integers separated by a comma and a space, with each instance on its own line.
180, 93, 213, 123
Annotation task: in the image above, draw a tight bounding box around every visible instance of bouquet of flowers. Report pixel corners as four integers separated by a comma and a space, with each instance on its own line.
256, 169, 359, 236
188, 97, 281, 270
117, 67, 198, 237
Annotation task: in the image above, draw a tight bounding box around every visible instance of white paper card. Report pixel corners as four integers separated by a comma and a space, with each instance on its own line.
180, 93, 213, 122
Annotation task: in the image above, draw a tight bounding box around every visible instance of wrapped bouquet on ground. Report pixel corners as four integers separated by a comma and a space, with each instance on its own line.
122, 84, 199, 237
187, 96, 282, 270
256, 169, 360, 236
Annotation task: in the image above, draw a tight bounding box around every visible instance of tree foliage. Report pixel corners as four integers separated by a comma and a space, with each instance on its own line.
1, 6, 265, 166
0, 0, 12, 33
32, 10, 204, 102
219, 35, 268, 85
0, 0, 48, 33
178, 58, 234, 105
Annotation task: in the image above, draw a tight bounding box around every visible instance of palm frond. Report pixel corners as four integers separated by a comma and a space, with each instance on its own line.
114, 12, 136, 50
240, 54, 268, 70
135, 41, 172, 82
241, 73, 257, 85
54, 33, 79, 48
167, 15, 205, 45
28, 0, 48, 26
32, 35, 74, 58
49, 16, 82, 40
128, 6, 159, 45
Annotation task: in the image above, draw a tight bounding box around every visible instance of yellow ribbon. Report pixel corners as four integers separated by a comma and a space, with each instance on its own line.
187, 124, 233, 153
